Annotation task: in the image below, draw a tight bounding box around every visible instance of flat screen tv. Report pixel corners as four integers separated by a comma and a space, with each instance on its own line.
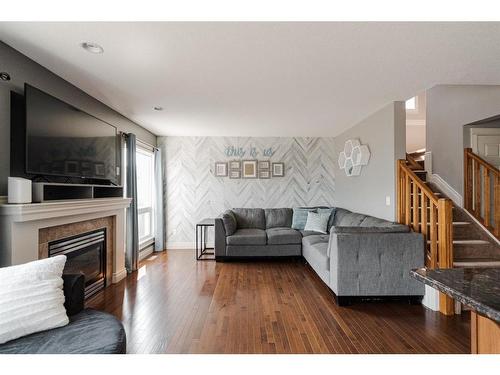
25, 84, 118, 184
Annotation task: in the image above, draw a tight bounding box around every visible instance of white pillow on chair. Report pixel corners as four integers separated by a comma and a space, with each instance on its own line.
0, 255, 69, 344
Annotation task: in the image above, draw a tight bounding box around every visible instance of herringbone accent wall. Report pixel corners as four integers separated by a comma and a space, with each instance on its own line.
158, 137, 336, 247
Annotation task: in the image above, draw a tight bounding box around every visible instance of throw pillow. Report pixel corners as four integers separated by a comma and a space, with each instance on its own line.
317, 207, 336, 233
221, 210, 237, 235
291, 207, 317, 230
304, 211, 331, 234
0, 255, 69, 344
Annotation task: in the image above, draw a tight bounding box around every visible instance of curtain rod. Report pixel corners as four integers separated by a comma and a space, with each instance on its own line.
121, 132, 158, 151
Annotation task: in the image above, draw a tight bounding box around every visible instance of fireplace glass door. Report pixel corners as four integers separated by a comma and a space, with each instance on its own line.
48, 229, 106, 298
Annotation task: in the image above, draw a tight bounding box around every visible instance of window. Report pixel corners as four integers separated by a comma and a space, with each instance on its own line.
136, 147, 155, 246
405, 96, 416, 110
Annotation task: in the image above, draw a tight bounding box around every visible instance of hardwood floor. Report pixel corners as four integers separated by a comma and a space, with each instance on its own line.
87, 250, 470, 354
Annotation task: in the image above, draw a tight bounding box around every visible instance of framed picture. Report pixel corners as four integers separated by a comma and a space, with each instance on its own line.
272, 162, 285, 177
242, 160, 258, 179
80, 161, 93, 176
258, 160, 270, 170
229, 169, 241, 179
214, 162, 228, 177
259, 170, 270, 179
94, 163, 105, 176
229, 160, 241, 170
64, 161, 79, 175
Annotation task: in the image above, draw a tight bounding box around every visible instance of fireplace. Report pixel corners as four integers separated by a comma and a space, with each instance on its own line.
49, 228, 106, 298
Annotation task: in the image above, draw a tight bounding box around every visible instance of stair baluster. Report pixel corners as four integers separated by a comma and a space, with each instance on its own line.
463, 148, 500, 240
397, 159, 454, 315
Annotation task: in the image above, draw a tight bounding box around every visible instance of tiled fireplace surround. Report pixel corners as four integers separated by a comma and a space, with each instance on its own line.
0, 198, 132, 284
39, 216, 115, 286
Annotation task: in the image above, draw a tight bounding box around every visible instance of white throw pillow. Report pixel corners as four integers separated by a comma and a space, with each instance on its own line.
0, 255, 69, 344
304, 211, 331, 234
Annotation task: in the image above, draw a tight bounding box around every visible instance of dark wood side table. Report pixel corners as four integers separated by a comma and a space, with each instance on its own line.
195, 218, 215, 260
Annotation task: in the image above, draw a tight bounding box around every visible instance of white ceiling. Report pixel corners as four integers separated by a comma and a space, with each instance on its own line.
2, 22, 500, 137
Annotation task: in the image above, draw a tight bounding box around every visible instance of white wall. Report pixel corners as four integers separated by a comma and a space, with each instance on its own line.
334, 102, 406, 221
426, 85, 500, 196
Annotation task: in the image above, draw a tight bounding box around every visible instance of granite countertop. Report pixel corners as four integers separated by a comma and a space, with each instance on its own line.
411, 267, 500, 323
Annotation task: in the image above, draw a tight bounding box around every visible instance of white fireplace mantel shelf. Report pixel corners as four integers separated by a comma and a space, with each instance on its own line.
0, 197, 132, 283
0, 198, 132, 222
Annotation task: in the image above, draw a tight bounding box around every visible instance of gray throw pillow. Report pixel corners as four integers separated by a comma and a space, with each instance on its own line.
303, 211, 331, 234
317, 207, 336, 232
291, 207, 317, 230
221, 210, 237, 235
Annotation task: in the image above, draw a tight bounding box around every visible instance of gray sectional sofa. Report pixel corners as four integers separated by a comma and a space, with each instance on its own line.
215, 207, 424, 305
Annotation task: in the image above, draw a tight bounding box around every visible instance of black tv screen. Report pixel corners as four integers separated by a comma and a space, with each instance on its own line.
25, 84, 118, 184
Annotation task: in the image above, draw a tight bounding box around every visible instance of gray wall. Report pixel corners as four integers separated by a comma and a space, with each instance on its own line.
0, 41, 156, 195
158, 136, 336, 247
426, 85, 500, 196
334, 102, 406, 221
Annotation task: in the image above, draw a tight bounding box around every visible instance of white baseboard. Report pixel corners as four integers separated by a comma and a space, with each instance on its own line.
166, 241, 214, 250
429, 173, 463, 207
422, 285, 439, 311
139, 246, 154, 261
112, 268, 127, 283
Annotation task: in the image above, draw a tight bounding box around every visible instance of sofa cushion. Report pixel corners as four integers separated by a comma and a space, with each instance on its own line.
226, 228, 267, 245
333, 209, 367, 227
302, 236, 330, 282
232, 208, 266, 229
304, 211, 331, 234
266, 227, 302, 245
300, 230, 319, 237
0, 309, 126, 354
302, 234, 330, 247
333, 207, 405, 229
221, 210, 237, 236
358, 215, 404, 228
265, 208, 293, 229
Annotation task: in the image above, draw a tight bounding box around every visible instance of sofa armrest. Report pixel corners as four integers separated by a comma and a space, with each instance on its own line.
214, 217, 227, 258
63, 273, 85, 316
330, 225, 410, 234
328, 231, 425, 297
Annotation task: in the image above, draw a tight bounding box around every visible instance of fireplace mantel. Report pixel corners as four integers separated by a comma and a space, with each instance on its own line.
0, 197, 132, 283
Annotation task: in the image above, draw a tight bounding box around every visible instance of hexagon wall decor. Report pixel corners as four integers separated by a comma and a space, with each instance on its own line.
338, 139, 371, 176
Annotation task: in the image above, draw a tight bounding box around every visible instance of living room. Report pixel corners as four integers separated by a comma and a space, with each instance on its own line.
1, 1, 500, 373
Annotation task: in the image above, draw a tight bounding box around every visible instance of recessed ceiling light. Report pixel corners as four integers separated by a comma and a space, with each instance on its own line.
81, 42, 104, 54
154, 106, 163, 111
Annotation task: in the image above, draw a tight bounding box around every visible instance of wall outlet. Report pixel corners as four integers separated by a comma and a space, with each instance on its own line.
385, 196, 391, 206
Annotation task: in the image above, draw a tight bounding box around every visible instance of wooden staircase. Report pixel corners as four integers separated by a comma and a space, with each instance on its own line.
398, 151, 500, 315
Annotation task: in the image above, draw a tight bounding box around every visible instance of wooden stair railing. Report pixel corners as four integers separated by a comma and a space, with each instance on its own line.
397, 160, 454, 315
464, 148, 500, 240
406, 152, 424, 171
